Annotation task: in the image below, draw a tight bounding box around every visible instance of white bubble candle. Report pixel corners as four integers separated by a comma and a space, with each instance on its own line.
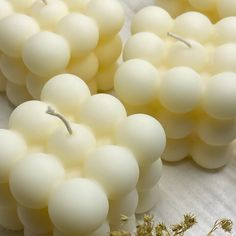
114, 6, 236, 169
0, 74, 166, 234
0, 0, 124, 105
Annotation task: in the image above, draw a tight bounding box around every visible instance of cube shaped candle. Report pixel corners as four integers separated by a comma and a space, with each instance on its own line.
0, 0, 124, 106
0, 74, 166, 235
114, 6, 236, 169
155, 0, 236, 22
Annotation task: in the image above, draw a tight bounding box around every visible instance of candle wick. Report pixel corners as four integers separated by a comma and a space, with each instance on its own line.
42, 0, 47, 5
46, 106, 73, 135
167, 32, 192, 48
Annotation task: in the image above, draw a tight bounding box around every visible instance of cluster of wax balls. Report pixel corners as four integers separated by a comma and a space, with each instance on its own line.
113, 6, 236, 169
0, 74, 166, 235
155, 0, 236, 22
0, 0, 124, 106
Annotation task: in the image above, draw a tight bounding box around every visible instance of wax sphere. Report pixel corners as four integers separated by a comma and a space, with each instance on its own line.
215, 17, 236, 44
47, 123, 96, 167
213, 43, 236, 73
78, 94, 127, 135
65, 0, 90, 12
192, 140, 233, 169
167, 40, 208, 72
9, 0, 35, 12
217, 0, 236, 18
123, 32, 165, 67
136, 183, 159, 214
197, 115, 236, 146
0, 14, 40, 57
108, 190, 138, 224
0, 0, 13, 20
0, 69, 6, 92
0, 54, 28, 85
131, 6, 173, 38
26, 73, 48, 100
203, 72, 236, 119
155, 0, 186, 18
95, 35, 122, 67
86, 0, 124, 38
0, 207, 23, 231
84, 145, 139, 199
67, 53, 99, 82
0, 183, 16, 208
30, 0, 69, 30
114, 59, 159, 105
137, 159, 162, 191
9, 101, 60, 144
173, 12, 213, 43
96, 63, 117, 91
6, 82, 32, 106
157, 108, 194, 139
161, 138, 190, 162
10, 153, 65, 209
115, 114, 166, 166
54, 221, 110, 236
159, 67, 203, 113
41, 74, 90, 116
23, 31, 70, 77
188, 0, 215, 11
17, 206, 52, 234
0, 129, 27, 183
49, 178, 109, 235
56, 13, 99, 57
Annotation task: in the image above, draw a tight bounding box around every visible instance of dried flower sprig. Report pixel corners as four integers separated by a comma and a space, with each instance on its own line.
207, 218, 233, 236
170, 213, 197, 236
110, 213, 233, 236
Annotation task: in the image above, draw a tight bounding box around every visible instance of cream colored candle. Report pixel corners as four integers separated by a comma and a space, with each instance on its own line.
23, 31, 71, 77
0, 74, 166, 233
84, 145, 139, 199
48, 178, 109, 235
77, 94, 127, 135
47, 123, 96, 167
30, 0, 69, 30
131, 6, 173, 38
9, 101, 60, 144
41, 74, 91, 117
56, 13, 99, 57
123, 32, 165, 67
9, 153, 65, 209
0, 13, 40, 57
86, 0, 124, 39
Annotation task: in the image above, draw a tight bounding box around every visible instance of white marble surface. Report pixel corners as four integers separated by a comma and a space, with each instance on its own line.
1, 0, 236, 235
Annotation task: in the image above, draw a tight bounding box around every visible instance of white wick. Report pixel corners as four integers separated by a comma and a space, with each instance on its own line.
167, 32, 192, 48
46, 106, 73, 135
